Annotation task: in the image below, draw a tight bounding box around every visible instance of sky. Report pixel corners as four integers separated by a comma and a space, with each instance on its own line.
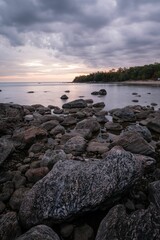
0, 0, 160, 82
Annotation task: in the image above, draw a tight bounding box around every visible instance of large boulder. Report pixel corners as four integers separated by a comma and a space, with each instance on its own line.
124, 124, 152, 142
41, 149, 67, 169
96, 179, 160, 240
19, 146, 155, 229
62, 99, 87, 109
16, 225, 60, 240
110, 131, 155, 156
96, 204, 160, 240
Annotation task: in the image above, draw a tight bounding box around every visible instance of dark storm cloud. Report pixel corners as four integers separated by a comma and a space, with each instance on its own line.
0, 0, 160, 69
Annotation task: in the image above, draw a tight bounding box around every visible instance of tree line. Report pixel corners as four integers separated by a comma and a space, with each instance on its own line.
73, 62, 160, 83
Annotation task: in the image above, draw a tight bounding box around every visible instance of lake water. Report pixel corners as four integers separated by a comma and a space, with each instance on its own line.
0, 82, 160, 111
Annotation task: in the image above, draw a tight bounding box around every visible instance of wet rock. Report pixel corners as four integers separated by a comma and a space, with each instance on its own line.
0, 137, 14, 167
64, 136, 87, 155
25, 167, 49, 183
62, 99, 87, 109
41, 149, 67, 169
9, 188, 29, 211
19, 146, 155, 229
16, 225, 60, 240
110, 131, 155, 156
96, 204, 160, 240
99, 89, 107, 95
53, 107, 64, 114
149, 180, 160, 209
0, 212, 21, 240
27, 91, 34, 93
61, 94, 68, 100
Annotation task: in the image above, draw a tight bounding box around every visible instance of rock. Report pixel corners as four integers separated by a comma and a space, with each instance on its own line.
62, 99, 87, 109
125, 199, 135, 211
50, 125, 65, 137
24, 114, 34, 122
64, 136, 87, 155
148, 180, 160, 209
25, 167, 49, 183
13, 126, 47, 148
9, 188, 29, 211
124, 124, 152, 142
87, 140, 109, 154
61, 116, 77, 126
147, 117, 160, 133
112, 106, 136, 122
0, 201, 5, 214
73, 224, 94, 240
27, 91, 34, 93
12, 171, 26, 189
85, 99, 94, 104
19, 146, 155, 229
91, 91, 99, 95
16, 225, 60, 240
0, 137, 14, 167
93, 102, 105, 108
0, 103, 24, 121
96, 204, 160, 240
75, 118, 100, 139
0, 212, 21, 240
41, 149, 67, 169
65, 90, 70, 93
110, 131, 155, 156
61, 94, 68, 100
40, 120, 59, 131
0, 181, 14, 202
53, 107, 63, 114
28, 143, 44, 154
99, 89, 107, 95
105, 122, 123, 131
60, 224, 74, 238
0, 171, 13, 184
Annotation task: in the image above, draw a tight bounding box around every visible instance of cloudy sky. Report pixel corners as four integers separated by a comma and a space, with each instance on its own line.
0, 0, 160, 82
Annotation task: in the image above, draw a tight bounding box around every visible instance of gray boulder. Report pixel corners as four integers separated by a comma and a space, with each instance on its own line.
16, 225, 60, 240
62, 99, 87, 109
63, 136, 87, 155
19, 146, 155, 229
96, 204, 160, 240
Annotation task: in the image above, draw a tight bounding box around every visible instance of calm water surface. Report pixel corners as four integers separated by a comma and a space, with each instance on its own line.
0, 82, 160, 111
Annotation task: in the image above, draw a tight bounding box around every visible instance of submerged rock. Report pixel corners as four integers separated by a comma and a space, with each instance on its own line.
19, 146, 155, 229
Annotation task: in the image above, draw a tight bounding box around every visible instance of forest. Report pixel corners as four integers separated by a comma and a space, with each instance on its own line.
73, 62, 160, 83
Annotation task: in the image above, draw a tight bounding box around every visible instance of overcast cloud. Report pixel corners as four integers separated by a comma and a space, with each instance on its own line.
0, 0, 160, 81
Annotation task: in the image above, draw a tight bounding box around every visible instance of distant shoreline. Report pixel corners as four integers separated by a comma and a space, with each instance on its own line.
73, 80, 160, 85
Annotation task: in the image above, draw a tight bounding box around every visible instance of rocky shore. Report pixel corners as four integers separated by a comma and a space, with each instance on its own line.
0, 97, 160, 240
